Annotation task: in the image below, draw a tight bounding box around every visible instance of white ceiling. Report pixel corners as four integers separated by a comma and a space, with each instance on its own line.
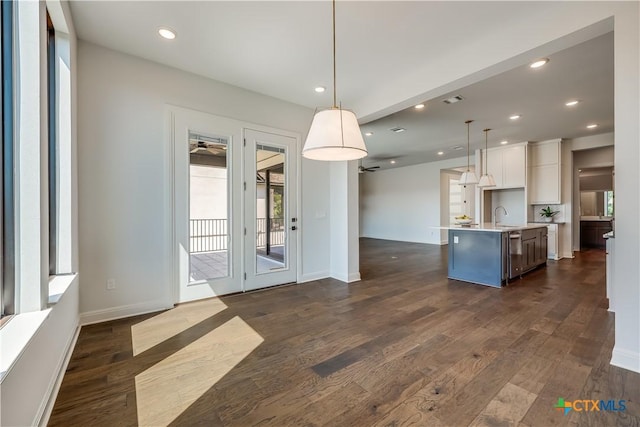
361, 32, 613, 167
69, 1, 614, 170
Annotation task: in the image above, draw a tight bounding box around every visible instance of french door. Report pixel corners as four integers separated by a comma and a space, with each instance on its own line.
243, 129, 298, 291
171, 108, 298, 303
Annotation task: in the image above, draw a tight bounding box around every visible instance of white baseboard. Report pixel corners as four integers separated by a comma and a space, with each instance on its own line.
38, 325, 80, 427
80, 299, 172, 326
330, 271, 361, 283
347, 272, 361, 283
611, 346, 640, 373
561, 251, 575, 259
298, 270, 329, 283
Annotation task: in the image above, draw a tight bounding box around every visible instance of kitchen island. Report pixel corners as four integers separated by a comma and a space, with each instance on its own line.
447, 224, 548, 287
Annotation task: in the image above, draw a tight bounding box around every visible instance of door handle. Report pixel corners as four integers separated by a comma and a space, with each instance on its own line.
291, 226, 297, 231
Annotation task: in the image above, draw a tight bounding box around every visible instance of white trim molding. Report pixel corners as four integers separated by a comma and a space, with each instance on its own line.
611, 347, 640, 374
299, 271, 330, 284
80, 299, 172, 326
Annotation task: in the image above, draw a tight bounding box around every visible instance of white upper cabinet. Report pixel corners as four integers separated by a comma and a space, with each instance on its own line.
482, 143, 527, 189
529, 139, 561, 204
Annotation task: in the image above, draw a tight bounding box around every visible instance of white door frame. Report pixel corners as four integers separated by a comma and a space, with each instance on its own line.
166, 106, 302, 303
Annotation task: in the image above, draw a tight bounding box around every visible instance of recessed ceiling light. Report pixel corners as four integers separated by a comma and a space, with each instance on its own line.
530, 58, 549, 68
587, 124, 598, 129
364, 132, 373, 136
158, 27, 176, 40
390, 160, 396, 164
500, 140, 508, 145
414, 104, 425, 110
314, 86, 326, 93
390, 127, 406, 133
509, 115, 521, 120
437, 151, 444, 155
443, 95, 464, 104
565, 100, 579, 106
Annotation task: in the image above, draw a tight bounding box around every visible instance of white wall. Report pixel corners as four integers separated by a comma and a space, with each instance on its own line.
611, 7, 640, 373
189, 165, 227, 220
360, 156, 470, 244
77, 42, 329, 319
329, 161, 360, 282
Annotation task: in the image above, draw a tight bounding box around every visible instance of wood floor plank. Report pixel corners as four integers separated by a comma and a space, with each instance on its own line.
48, 241, 639, 427
469, 382, 538, 427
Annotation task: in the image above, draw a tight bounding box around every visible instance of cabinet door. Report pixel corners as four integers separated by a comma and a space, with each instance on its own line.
503, 146, 526, 187
523, 239, 537, 270
531, 163, 560, 204
537, 229, 548, 264
530, 142, 559, 166
485, 148, 503, 188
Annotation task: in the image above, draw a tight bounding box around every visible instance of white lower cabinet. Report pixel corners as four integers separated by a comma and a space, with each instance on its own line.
547, 224, 558, 260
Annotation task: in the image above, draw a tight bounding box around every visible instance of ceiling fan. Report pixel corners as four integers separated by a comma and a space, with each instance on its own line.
358, 160, 380, 173
189, 140, 226, 156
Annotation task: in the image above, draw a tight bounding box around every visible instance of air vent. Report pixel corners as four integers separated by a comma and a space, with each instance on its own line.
390, 127, 406, 133
442, 95, 464, 104
452, 145, 464, 150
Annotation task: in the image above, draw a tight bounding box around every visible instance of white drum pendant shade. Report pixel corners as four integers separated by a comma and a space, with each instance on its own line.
302, 108, 367, 161
478, 173, 496, 187
459, 170, 478, 186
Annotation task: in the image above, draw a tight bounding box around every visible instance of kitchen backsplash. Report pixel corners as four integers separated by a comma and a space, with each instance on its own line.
530, 204, 566, 223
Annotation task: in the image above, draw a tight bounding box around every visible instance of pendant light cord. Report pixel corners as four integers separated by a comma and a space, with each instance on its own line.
484, 128, 491, 172
465, 120, 473, 172
332, 0, 337, 109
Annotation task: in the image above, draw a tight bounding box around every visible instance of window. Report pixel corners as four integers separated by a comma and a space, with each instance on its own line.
47, 11, 57, 275
605, 190, 614, 217
1, 0, 15, 317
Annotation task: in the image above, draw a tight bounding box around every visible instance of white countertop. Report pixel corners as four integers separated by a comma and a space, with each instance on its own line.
441, 223, 549, 233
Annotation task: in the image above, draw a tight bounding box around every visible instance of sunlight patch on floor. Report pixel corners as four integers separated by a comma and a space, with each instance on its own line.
134, 315, 264, 426
131, 298, 228, 356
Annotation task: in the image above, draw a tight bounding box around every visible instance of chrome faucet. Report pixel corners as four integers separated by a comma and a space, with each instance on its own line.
494, 206, 508, 227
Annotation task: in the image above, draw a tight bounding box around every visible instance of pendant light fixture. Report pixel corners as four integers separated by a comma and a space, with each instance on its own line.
302, 0, 367, 161
478, 128, 497, 188
459, 120, 478, 185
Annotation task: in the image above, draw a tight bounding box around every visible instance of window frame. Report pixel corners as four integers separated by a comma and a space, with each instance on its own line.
1, 0, 16, 317
47, 10, 57, 276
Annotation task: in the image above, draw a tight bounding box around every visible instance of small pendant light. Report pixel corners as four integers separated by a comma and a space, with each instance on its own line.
478, 128, 497, 188
459, 120, 478, 185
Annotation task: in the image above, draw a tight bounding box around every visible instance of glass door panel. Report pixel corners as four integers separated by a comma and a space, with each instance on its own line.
188, 132, 229, 281
255, 145, 286, 274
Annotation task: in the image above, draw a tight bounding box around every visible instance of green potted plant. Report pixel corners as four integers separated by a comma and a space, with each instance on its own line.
539, 206, 559, 222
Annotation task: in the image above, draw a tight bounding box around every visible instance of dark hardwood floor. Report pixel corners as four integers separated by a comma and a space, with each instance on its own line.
49, 239, 640, 426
